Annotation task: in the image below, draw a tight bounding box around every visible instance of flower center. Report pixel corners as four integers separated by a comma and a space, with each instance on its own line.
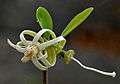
21, 45, 39, 63
25, 47, 33, 59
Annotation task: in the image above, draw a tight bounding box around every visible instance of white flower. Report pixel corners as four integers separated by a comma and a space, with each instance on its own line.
7, 29, 116, 77
7, 29, 65, 70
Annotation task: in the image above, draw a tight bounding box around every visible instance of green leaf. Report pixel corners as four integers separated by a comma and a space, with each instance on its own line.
61, 7, 94, 37
36, 7, 53, 30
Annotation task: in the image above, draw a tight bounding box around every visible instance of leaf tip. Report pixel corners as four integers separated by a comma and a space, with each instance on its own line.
36, 6, 45, 11
87, 7, 94, 13
89, 7, 94, 10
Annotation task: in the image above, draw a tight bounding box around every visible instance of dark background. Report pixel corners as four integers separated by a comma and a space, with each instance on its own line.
0, 0, 120, 84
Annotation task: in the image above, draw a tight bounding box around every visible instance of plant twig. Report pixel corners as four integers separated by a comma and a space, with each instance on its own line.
42, 70, 48, 84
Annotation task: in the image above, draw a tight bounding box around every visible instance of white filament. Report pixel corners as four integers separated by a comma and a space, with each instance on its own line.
71, 57, 116, 77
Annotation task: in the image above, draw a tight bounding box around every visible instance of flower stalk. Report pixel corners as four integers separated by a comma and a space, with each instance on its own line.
42, 70, 48, 84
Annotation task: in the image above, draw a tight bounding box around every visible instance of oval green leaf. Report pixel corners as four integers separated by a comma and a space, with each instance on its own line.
61, 7, 94, 37
36, 7, 53, 30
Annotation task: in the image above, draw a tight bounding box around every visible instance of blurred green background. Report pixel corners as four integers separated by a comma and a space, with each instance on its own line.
0, 0, 120, 84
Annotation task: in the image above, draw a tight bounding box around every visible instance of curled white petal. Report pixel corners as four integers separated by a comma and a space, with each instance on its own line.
16, 41, 32, 47
38, 36, 65, 50
31, 56, 48, 71
71, 57, 116, 77
20, 30, 37, 45
32, 29, 56, 44
39, 51, 56, 67
20, 30, 27, 43
7, 39, 26, 53
21, 56, 30, 63
38, 51, 51, 67
41, 58, 54, 68
38, 51, 48, 60
38, 51, 55, 68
